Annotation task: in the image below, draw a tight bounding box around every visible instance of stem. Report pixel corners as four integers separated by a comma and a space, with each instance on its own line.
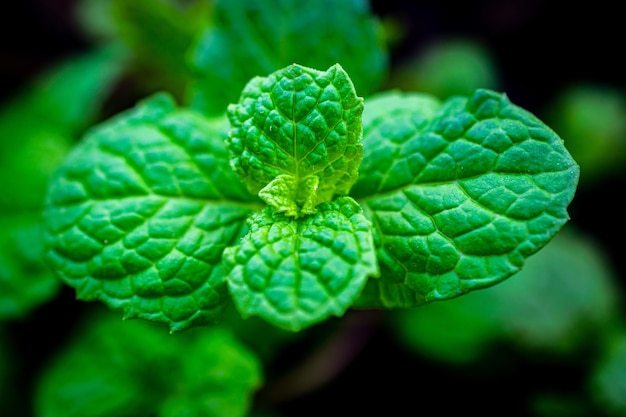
254, 309, 385, 407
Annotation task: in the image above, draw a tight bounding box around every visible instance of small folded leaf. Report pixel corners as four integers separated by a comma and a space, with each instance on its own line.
43, 93, 261, 332
227, 63, 364, 217
224, 197, 378, 331
353, 89, 579, 306
186, 0, 387, 115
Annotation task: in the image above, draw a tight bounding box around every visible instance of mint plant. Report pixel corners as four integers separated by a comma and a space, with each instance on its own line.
43, 61, 579, 333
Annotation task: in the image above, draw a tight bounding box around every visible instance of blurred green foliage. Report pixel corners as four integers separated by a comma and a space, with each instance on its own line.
35, 308, 262, 417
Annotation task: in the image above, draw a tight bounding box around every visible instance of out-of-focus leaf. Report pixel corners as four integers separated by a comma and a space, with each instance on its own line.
388, 38, 500, 98
35, 309, 262, 417
0, 45, 128, 210
75, 0, 213, 96
111, 0, 213, 96
187, 0, 388, 115
0, 215, 60, 320
546, 85, 626, 185
389, 226, 619, 363
353, 89, 579, 308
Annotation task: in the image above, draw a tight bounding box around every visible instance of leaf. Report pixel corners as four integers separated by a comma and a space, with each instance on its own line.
352, 89, 579, 306
0, 45, 128, 211
43, 92, 261, 332
35, 310, 262, 417
223, 197, 378, 331
0, 214, 60, 320
186, 0, 388, 115
227, 63, 364, 217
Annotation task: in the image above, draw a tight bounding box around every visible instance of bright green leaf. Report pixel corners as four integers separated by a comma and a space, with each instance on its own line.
43, 93, 261, 332
353, 89, 579, 306
227, 63, 364, 217
111, 0, 214, 96
35, 310, 262, 417
186, 0, 387, 115
224, 197, 378, 331
0, 214, 60, 320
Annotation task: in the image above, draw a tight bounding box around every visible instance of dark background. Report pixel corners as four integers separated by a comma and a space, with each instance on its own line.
1, 1, 625, 416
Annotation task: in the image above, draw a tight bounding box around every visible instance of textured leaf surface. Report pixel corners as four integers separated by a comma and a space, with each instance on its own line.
389, 227, 618, 363
0, 215, 60, 320
43, 93, 261, 332
227, 64, 364, 217
187, 0, 387, 115
224, 197, 378, 331
352, 89, 579, 306
35, 311, 262, 417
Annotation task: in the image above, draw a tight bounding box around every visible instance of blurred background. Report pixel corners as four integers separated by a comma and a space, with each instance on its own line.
1, 0, 625, 416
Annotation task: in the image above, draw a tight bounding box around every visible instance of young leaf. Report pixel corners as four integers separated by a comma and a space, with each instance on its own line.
43, 93, 261, 332
186, 0, 387, 115
35, 310, 262, 417
223, 197, 378, 331
352, 90, 579, 306
227, 63, 364, 217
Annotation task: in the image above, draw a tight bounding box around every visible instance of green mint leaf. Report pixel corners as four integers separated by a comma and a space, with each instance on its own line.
186, 0, 387, 115
227, 63, 364, 217
223, 197, 378, 331
43, 93, 261, 332
35, 311, 262, 417
353, 89, 579, 306
0, 215, 60, 320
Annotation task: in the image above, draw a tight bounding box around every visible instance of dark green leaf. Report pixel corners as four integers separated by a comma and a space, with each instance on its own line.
186, 0, 387, 115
